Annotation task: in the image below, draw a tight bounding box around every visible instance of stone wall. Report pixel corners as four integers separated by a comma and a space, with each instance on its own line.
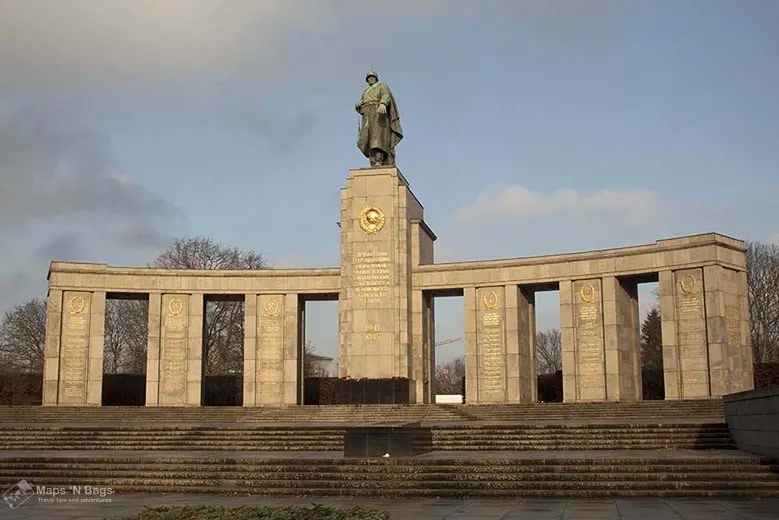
724, 387, 779, 458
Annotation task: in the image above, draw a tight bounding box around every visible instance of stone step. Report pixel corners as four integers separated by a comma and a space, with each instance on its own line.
0, 426, 728, 439
0, 400, 727, 423
1, 455, 777, 498
0, 462, 779, 478
2, 470, 777, 483
0, 423, 734, 451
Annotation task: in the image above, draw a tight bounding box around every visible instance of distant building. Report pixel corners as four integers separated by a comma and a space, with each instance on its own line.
307, 354, 335, 377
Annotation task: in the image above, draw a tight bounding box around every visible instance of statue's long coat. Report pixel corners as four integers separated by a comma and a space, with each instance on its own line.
357, 82, 403, 164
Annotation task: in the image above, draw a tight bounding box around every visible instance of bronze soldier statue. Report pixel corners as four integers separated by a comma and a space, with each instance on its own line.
355, 69, 403, 167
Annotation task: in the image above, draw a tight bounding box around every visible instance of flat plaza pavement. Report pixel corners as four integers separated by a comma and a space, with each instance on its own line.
3, 495, 779, 520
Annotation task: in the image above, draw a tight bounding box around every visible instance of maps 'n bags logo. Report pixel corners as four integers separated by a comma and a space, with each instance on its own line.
3, 480, 35, 509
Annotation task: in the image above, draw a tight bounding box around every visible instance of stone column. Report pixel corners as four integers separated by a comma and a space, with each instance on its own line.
86, 291, 105, 405
282, 293, 301, 405
339, 167, 427, 393
410, 289, 424, 403
659, 270, 682, 399
671, 268, 710, 398
572, 279, 607, 402
475, 286, 507, 403
464, 287, 478, 403
57, 291, 99, 405
516, 286, 537, 403
42, 290, 63, 405
158, 293, 200, 406
703, 265, 754, 396
602, 277, 641, 401
145, 293, 162, 406
186, 294, 204, 406
255, 294, 286, 405
504, 285, 521, 403
250, 293, 300, 405
242, 294, 258, 406
738, 270, 755, 390
422, 293, 435, 403
410, 290, 436, 404
560, 280, 577, 403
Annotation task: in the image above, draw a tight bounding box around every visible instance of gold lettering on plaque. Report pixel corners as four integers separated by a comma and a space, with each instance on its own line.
366, 323, 380, 341
482, 291, 498, 310
580, 284, 596, 303
359, 206, 386, 234
680, 274, 696, 294
353, 250, 391, 303
726, 304, 741, 345
68, 295, 86, 315
478, 307, 504, 395
263, 299, 280, 317
168, 297, 184, 317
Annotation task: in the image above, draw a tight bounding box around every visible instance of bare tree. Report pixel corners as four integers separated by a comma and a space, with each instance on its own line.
746, 241, 779, 363
103, 299, 148, 374
435, 357, 465, 395
0, 298, 46, 373
536, 329, 562, 375
640, 307, 663, 370
303, 341, 330, 377
148, 236, 266, 375
151, 236, 266, 270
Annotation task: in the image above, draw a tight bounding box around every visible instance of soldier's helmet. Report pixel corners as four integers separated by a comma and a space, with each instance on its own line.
365, 69, 379, 82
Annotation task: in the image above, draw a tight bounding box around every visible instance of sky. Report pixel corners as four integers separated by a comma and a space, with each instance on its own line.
1, 0, 778, 364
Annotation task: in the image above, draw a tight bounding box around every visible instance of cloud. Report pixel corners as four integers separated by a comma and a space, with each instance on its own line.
111, 221, 174, 251
453, 185, 662, 224
0, 1, 626, 92
0, 102, 181, 230
0, 101, 186, 313
35, 235, 81, 262
0, 1, 332, 90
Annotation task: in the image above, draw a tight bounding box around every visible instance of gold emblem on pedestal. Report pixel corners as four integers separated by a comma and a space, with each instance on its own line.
580, 283, 596, 303
168, 297, 184, 317
359, 206, 386, 234
68, 295, 86, 315
263, 299, 280, 317
482, 290, 499, 310
680, 274, 697, 294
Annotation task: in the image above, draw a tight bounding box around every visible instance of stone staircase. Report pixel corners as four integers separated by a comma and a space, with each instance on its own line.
1, 399, 775, 498
1, 453, 777, 498
0, 423, 734, 451
0, 399, 726, 424
0, 404, 463, 423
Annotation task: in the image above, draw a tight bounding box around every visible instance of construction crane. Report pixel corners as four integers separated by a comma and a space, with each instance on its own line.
434, 337, 462, 347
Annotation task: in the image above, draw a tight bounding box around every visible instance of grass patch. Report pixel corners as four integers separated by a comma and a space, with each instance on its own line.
120, 504, 390, 520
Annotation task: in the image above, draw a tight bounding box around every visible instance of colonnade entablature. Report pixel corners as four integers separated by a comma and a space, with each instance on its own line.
42, 167, 752, 406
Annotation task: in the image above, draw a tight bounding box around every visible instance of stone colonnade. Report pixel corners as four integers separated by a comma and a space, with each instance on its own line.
42, 167, 754, 405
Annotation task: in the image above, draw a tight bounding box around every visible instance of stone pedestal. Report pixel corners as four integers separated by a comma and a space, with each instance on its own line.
338, 167, 435, 402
